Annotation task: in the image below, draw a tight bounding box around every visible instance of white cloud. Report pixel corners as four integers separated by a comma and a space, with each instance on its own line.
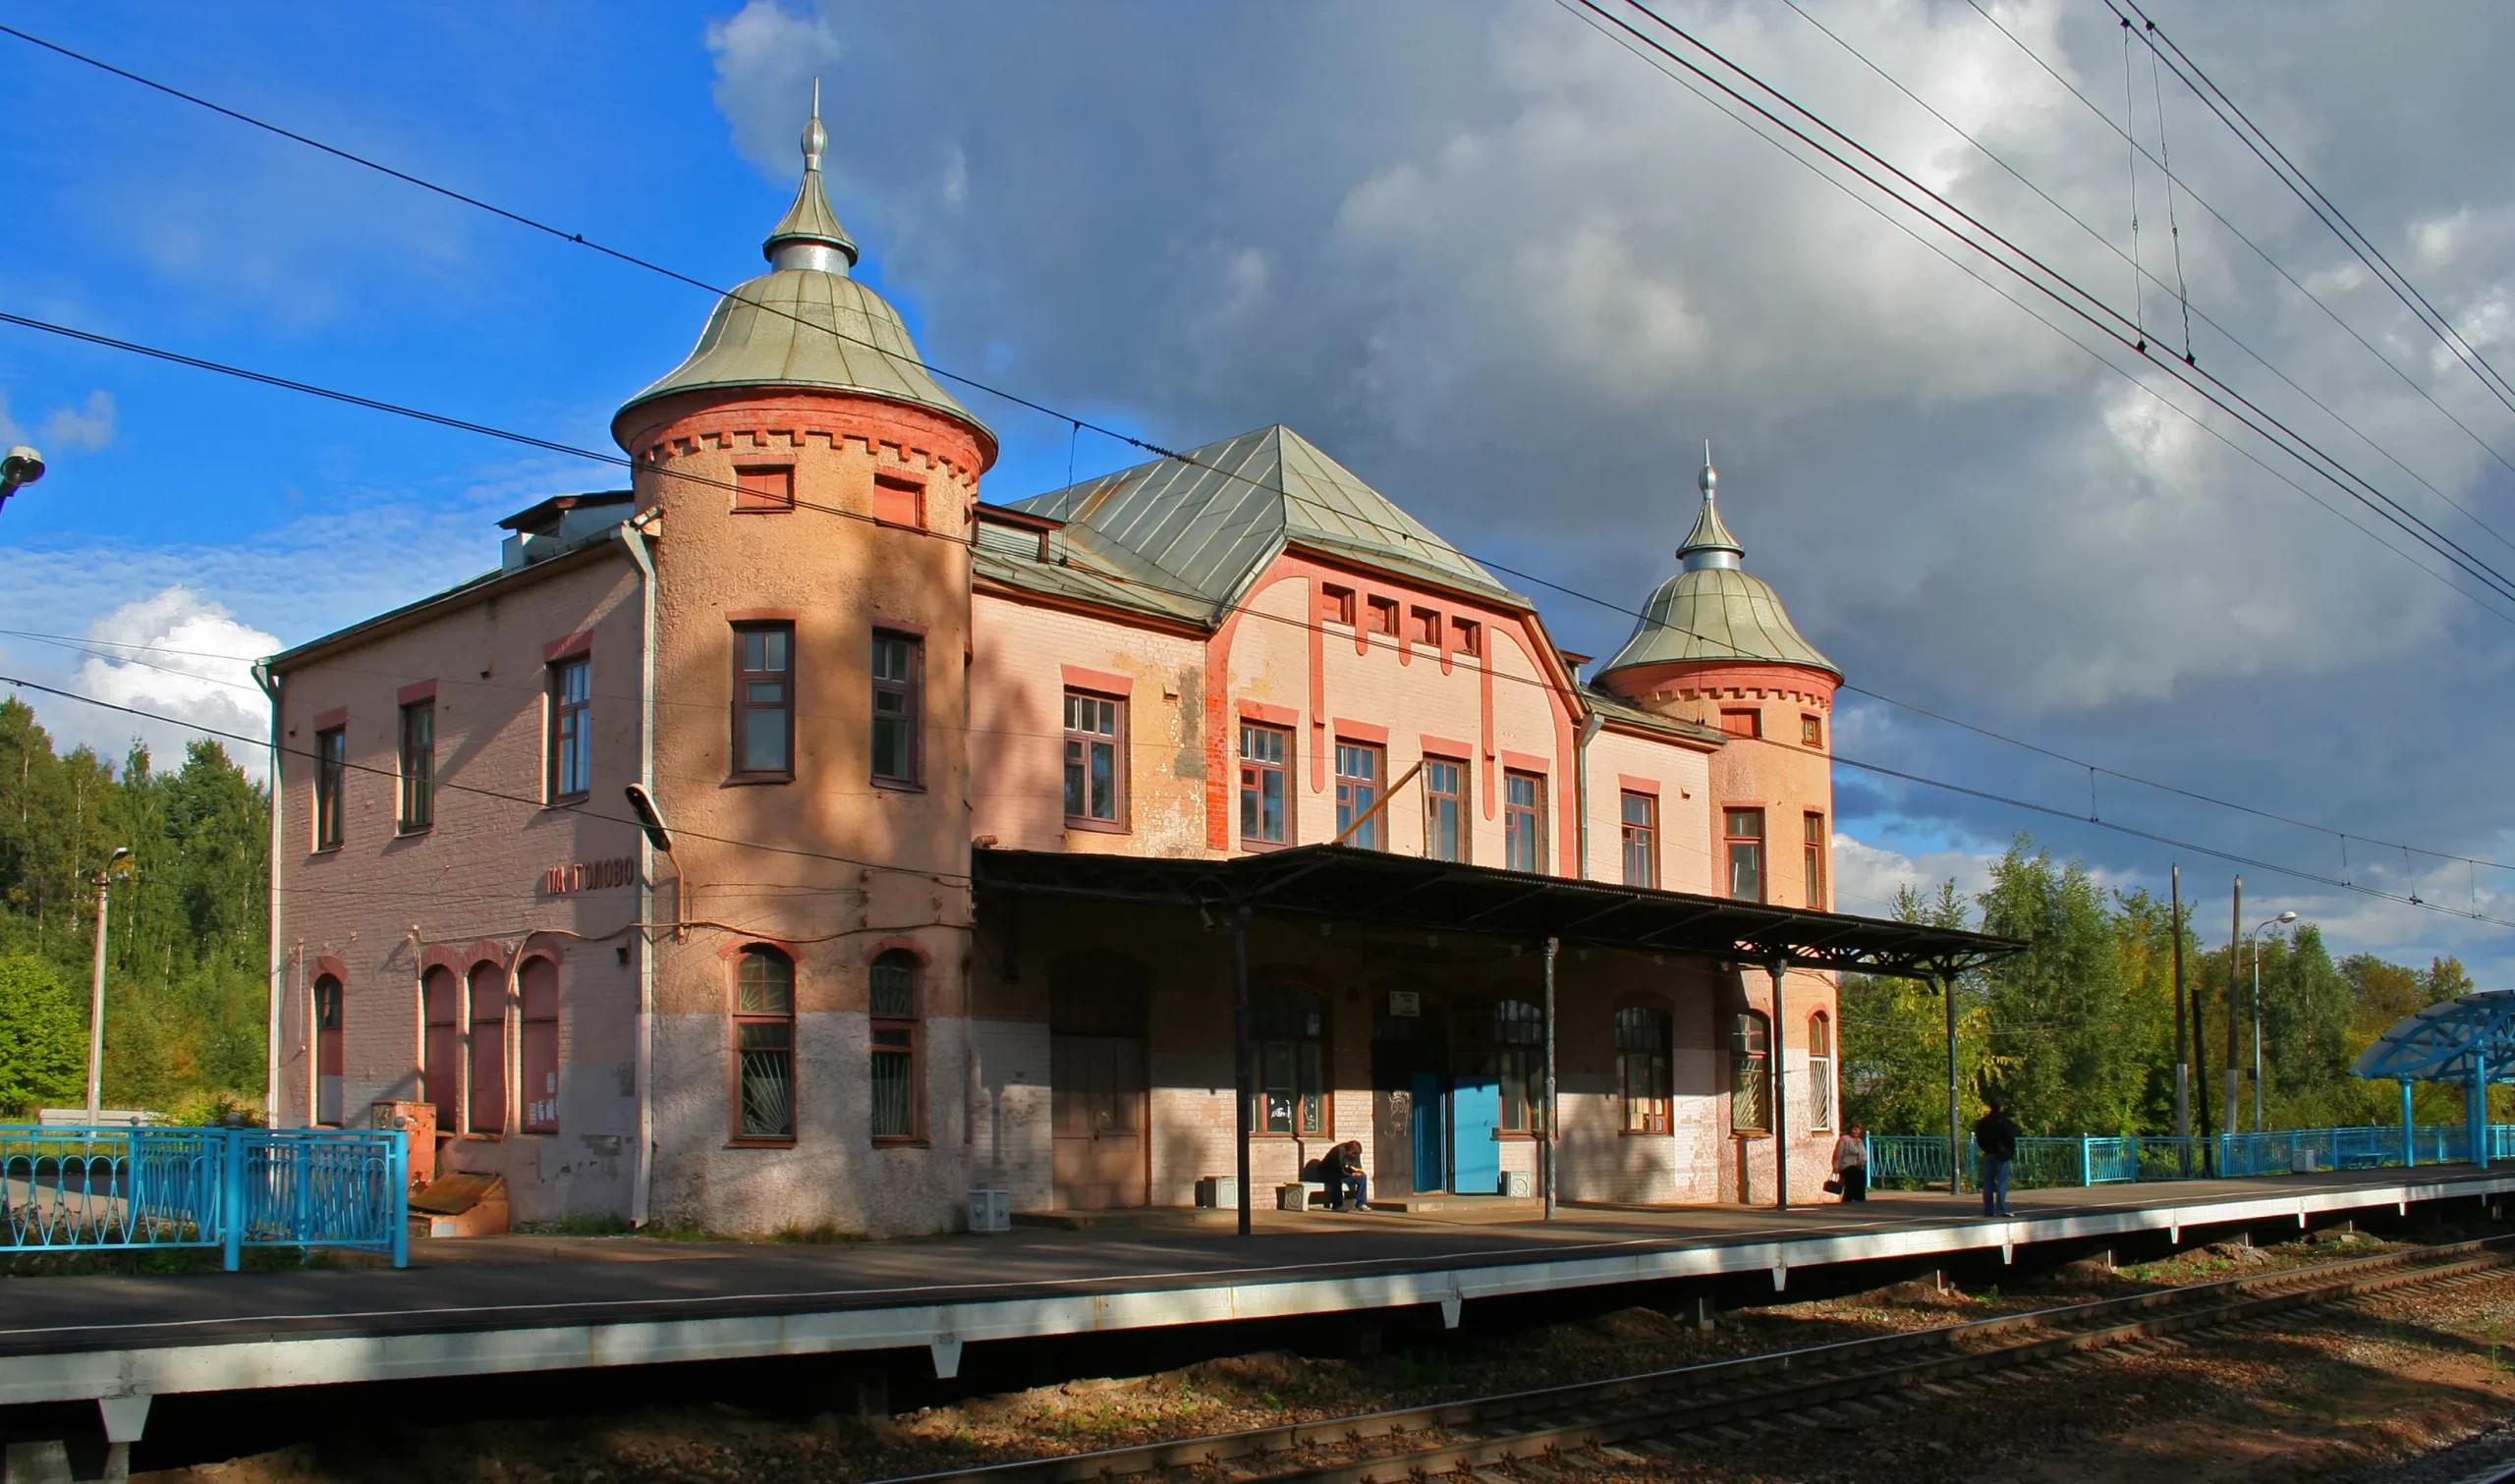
69, 587, 278, 777
707, 1, 848, 178
1830, 831, 2001, 918
39, 391, 115, 454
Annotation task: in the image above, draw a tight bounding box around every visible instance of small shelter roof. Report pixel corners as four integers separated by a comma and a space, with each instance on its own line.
2349, 990, 2515, 1082
973, 843, 2021, 981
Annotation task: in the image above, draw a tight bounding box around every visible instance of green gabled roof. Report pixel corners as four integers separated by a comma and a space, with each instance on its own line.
1002, 425, 1518, 624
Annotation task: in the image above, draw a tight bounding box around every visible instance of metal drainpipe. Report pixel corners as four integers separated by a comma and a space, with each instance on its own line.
1769, 960, 1788, 1211
1541, 937, 1559, 1220
618, 522, 659, 1226
252, 660, 285, 1127
1572, 712, 1603, 881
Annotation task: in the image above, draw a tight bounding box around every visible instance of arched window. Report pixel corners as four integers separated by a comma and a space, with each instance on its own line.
314, 974, 344, 1127
520, 958, 560, 1133
421, 967, 460, 1127
1496, 1000, 1545, 1132
1616, 1007, 1671, 1134
1730, 1012, 1771, 1134
1255, 987, 1327, 1136
1807, 1011, 1834, 1131
467, 962, 507, 1135
735, 948, 795, 1140
869, 950, 921, 1142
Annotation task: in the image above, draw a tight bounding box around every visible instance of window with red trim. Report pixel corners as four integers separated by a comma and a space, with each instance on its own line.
521, 957, 559, 1133
872, 473, 923, 528
1451, 618, 1481, 657
467, 962, 506, 1135
1619, 792, 1658, 888
869, 951, 921, 1141
735, 948, 795, 1140
1316, 583, 1356, 627
1618, 1007, 1672, 1133
314, 975, 344, 1127
1365, 596, 1400, 635
422, 967, 460, 1125
734, 465, 794, 513
1720, 708, 1761, 739
1409, 607, 1441, 647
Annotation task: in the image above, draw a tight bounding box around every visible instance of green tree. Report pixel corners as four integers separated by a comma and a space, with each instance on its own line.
1840, 881, 1993, 1135
1976, 839, 2146, 1135
0, 954, 83, 1115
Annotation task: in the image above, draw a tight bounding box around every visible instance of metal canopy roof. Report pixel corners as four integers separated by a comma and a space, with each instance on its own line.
972, 844, 2021, 981
2350, 991, 2515, 1082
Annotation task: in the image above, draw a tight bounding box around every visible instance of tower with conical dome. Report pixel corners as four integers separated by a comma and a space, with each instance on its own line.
616, 90, 994, 1237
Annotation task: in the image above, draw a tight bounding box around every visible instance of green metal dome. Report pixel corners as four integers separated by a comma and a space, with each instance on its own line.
614, 89, 989, 451
1596, 453, 1838, 679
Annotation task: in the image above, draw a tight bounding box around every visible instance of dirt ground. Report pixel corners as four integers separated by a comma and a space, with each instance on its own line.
129, 1232, 2515, 1484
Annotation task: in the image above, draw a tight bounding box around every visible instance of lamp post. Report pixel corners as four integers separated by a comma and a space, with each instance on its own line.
0, 445, 43, 514
2248, 909, 2298, 1133
84, 847, 133, 1122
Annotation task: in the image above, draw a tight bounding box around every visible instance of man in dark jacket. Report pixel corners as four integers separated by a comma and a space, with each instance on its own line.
1973, 1094, 2020, 1217
1323, 1139, 1369, 1211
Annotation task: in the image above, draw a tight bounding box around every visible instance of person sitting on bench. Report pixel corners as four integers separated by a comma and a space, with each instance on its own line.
1324, 1139, 1369, 1211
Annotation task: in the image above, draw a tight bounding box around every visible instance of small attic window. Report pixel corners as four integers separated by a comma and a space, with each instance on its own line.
1450, 618, 1481, 657
1317, 584, 1357, 628
1365, 596, 1400, 636
735, 466, 794, 514
873, 472, 925, 529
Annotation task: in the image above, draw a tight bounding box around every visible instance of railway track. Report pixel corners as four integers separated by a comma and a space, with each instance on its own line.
880, 1235, 2515, 1484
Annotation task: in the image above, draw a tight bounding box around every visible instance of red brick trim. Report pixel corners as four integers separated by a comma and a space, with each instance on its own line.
1238, 700, 1300, 728
716, 934, 805, 962
420, 939, 511, 978
309, 954, 349, 986
865, 936, 933, 966
725, 608, 800, 624
311, 707, 348, 732
874, 467, 929, 486
1500, 749, 1551, 776
1060, 665, 1133, 698
871, 615, 929, 637
395, 681, 437, 707
1419, 734, 1473, 760
1332, 719, 1388, 744
543, 632, 592, 663
1618, 774, 1662, 797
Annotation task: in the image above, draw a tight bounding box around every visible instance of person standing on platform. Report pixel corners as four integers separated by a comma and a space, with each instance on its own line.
1831, 1122, 1869, 1202
1974, 1094, 2019, 1217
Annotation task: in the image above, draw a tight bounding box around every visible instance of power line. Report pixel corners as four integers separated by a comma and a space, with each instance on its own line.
2, 36, 2502, 923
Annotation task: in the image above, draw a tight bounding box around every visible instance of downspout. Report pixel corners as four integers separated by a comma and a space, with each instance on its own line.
1572, 711, 1603, 881
618, 521, 659, 1227
252, 660, 284, 1127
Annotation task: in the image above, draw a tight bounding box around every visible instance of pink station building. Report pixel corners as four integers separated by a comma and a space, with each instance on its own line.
263, 109, 1981, 1237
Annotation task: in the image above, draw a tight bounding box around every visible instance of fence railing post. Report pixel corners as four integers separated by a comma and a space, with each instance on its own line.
389, 1130, 409, 1269
219, 1127, 244, 1272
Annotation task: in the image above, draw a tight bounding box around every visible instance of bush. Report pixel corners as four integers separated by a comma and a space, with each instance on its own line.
164, 1087, 266, 1128
0, 956, 84, 1116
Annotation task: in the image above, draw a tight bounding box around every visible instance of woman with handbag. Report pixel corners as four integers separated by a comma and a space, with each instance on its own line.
1829, 1122, 1869, 1202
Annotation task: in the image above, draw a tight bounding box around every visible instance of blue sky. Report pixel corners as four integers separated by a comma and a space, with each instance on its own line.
3, 1, 2513, 978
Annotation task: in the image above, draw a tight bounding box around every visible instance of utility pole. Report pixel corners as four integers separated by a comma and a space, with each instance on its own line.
2224, 877, 2243, 1144
2171, 865, 2189, 1175
84, 847, 131, 1122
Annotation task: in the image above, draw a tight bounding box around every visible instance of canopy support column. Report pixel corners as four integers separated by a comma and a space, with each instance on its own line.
1232, 906, 1253, 1238
2402, 1079, 2415, 1169
2477, 1047, 2492, 1171
1541, 937, 1559, 1222
1942, 971, 1961, 1196
1769, 961, 1789, 1212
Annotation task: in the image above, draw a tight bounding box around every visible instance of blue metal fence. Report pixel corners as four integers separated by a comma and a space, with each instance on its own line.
1864, 1124, 2508, 1192
0, 1125, 407, 1268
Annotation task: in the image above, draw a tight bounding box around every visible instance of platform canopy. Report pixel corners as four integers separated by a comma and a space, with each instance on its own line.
2349, 990, 2515, 1083
972, 842, 2021, 981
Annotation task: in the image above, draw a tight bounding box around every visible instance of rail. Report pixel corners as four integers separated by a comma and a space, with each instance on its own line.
0, 1124, 408, 1269
1864, 1123, 2511, 1189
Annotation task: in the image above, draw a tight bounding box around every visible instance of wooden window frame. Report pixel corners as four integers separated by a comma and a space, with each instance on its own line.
1451, 617, 1482, 657
1731, 1011, 1771, 1134
869, 629, 923, 789
1333, 740, 1384, 850
1800, 712, 1824, 748
1252, 987, 1329, 1138
548, 658, 592, 802
1619, 790, 1658, 889
1725, 806, 1766, 902
1807, 1010, 1834, 1131
1496, 999, 1546, 1134
1062, 690, 1127, 831
1239, 722, 1291, 847
1316, 583, 1357, 628
731, 622, 797, 783
313, 974, 344, 1127
732, 947, 797, 1145
466, 962, 507, 1138
520, 957, 560, 1134
1616, 1005, 1672, 1135
868, 950, 923, 1144
421, 966, 461, 1127
313, 726, 346, 852
1408, 606, 1442, 649
872, 471, 925, 530
1720, 707, 1762, 740
1422, 755, 1469, 863
1364, 595, 1400, 636
1803, 810, 1826, 909
396, 702, 433, 834
732, 464, 795, 514
1502, 770, 1544, 874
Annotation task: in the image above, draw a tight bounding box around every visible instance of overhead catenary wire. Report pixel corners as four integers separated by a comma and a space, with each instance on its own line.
0, 33, 2502, 923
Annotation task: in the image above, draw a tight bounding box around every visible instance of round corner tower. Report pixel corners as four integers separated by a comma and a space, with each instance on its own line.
613, 92, 995, 1237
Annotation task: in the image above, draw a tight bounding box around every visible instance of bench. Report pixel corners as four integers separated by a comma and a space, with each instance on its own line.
1275, 1182, 1327, 1211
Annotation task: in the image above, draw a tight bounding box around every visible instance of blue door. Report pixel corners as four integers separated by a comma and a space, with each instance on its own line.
1412, 1072, 1446, 1192
1451, 1076, 1501, 1194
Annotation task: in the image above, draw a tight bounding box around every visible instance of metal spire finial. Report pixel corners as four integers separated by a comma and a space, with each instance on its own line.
802, 78, 826, 174
1699, 439, 1717, 500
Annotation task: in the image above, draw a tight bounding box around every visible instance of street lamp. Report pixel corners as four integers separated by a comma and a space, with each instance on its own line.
85, 847, 132, 1122
2249, 909, 2299, 1133
0, 445, 43, 514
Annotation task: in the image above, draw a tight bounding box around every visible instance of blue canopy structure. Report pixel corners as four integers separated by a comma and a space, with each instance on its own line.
2349, 990, 2515, 1169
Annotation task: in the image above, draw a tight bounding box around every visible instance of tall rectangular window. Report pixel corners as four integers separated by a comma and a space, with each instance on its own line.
1807, 1012, 1834, 1131
548, 658, 591, 800
1423, 757, 1467, 861
1496, 1000, 1544, 1132
1617, 1007, 1672, 1134
1804, 811, 1826, 908
1726, 807, 1766, 902
313, 726, 346, 850
735, 949, 795, 1140
468, 962, 507, 1136
520, 957, 559, 1133
1801, 713, 1824, 748
1255, 989, 1327, 1136
1503, 771, 1544, 873
869, 952, 921, 1141
733, 624, 794, 780
1239, 723, 1289, 845
1334, 742, 1382, 849
1731, 1012, 1771, 1133
1619, 791, 1657, 888
397, 703, 433, 833
870, 631, 922, 785
1063, 691, 1124, 825
421, 967, 460, 1124
314, 975, 344, 1127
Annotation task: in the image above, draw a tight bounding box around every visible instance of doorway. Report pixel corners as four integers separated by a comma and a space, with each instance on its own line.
1050, 955, 1149, 1209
